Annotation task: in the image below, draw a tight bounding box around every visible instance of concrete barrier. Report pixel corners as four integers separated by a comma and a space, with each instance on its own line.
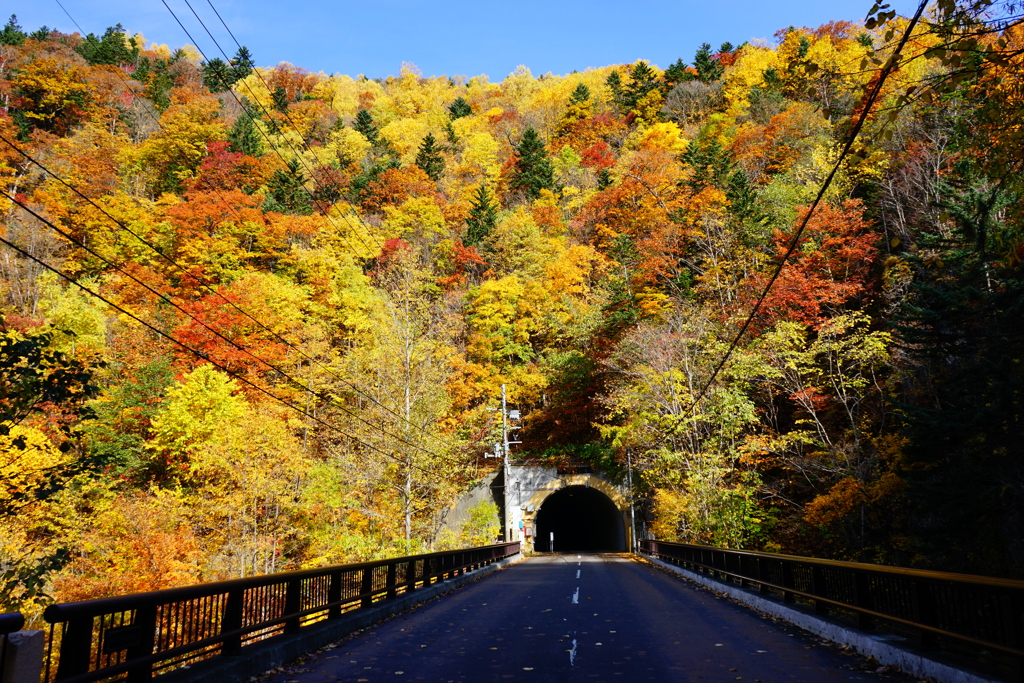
2, 630, 44, 683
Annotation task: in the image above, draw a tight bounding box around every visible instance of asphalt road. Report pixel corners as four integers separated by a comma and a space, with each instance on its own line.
260, 554, 884, 683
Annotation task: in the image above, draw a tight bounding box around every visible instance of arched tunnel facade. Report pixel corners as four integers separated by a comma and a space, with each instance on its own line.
520, 474, 631, 553
533, 485, 626, 552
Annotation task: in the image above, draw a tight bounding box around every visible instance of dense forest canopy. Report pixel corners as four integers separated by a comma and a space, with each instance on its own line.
1, 0, 1022, 624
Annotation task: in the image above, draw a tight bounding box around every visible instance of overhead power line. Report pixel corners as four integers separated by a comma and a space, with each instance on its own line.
18, 1, 450, 453
160, 0, 381, 258
0, 134, 450, 463
1, 189, 445, 478
686, 0, 930, 416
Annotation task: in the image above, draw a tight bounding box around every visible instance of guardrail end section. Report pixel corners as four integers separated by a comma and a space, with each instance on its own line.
2, 630, 45, 683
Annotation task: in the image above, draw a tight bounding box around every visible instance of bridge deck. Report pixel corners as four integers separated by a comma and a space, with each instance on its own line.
260, 554, 892, 682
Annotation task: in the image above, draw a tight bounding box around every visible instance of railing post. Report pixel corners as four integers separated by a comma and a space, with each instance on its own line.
222, 588, 244, 656
406, 560, 418, 593
328, 570, 343, 618
782, 561, 795, 603
757, 557, 770, 594
386, 561, 398, 600
126, 605, 157, 682
284, 578, 301, 634
811, 566, 829, 615
55, 617, 94, 680
911, 579, 936, 649
853, 571, 874, 629
360, 567, 374, 608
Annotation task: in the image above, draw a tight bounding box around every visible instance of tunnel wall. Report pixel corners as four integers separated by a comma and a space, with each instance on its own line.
519, 474, 632, 553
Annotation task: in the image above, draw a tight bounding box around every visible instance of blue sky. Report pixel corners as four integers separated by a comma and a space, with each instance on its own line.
12, 0, 918, 80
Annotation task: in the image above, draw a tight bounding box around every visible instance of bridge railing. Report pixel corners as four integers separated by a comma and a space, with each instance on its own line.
640, 540, 1024, 667
41, 541, 519, 683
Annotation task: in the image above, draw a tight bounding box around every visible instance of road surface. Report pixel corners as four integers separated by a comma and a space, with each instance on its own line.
260, 554, 888, 682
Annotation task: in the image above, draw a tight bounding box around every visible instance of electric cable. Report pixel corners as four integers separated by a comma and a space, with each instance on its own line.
0, 134, 451, 462
1, 190, 446, 477
685, 0, 929, 416
161, 0, 381, 258
32, 3, 452, 451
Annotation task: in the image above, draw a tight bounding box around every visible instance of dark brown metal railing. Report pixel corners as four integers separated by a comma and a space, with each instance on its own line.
640, 540, 1024, 670
43, 542, 519, 682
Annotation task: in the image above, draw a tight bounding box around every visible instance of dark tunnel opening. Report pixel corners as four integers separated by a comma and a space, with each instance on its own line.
533, 485, 625, 552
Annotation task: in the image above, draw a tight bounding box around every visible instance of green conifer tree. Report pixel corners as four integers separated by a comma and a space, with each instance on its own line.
510, 127, 555, 201
465, 185, 499, 245
622, 61, 660, 112
606, 71, 623, 110
0, 15, 26, 46
448, 97, 472, 120
272, 86, 289, 113
354, 109, 379, 145
663, 58, 690, 87
76, 24, 138, 66
265, 158, 312, 215
415, 133, 445, 181
694, 43, 724, 83
227, 105, 264, 157
569, 83, 591, 105
230, 46, 254, 83
202, 58, 230, 92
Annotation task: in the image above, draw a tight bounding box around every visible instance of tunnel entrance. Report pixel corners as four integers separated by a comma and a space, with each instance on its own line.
533, 485, 625, 552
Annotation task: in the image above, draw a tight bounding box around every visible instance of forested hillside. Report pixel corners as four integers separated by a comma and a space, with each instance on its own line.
2, 0, 1022, 624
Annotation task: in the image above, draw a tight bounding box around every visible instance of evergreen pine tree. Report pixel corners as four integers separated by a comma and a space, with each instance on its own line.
354, 109, 379, 145
0, 15, 26, 46
230, 46, 254, 83
569, 83, 591, 105
597, 168, 614, 191
202, 58, 230, 92
557, 83, 594, 136
448, 97, 472, 120
444, 121, 459, 144
415, 133, 445, 181
510, 127, 555, 201
663, 58, 690, 87
622, 61, 660, 112
76, 24, 138, 66
606, 71, 623, 110
265, 158, 312, 215
465, 184, 498, 245
272, 86, 289, 113
693, 43, 724, 82
227, 105, 264, 156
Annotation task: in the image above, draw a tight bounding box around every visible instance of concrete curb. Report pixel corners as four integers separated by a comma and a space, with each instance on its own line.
159, 554, 523, 683
640, 554, 1000, 683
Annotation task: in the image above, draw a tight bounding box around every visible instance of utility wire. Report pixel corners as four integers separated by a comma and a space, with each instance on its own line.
161, 0, 381, 258
686, 0, 929, 416
1, 190, 445, 477
201, 0, 389, 251
40, 2, 452, 451
0, 168, 446, 463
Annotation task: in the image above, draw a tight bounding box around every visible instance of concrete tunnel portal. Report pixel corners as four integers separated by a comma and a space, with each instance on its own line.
533, 485, 626, 552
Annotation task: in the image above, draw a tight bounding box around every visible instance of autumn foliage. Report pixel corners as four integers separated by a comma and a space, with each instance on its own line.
2, 2, 1024, 623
